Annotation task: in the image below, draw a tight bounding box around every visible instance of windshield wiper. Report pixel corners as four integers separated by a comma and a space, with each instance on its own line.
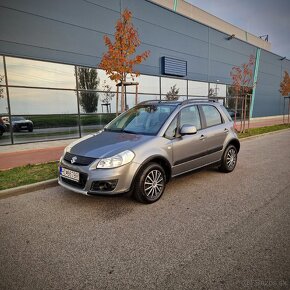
122, 129, 137, 134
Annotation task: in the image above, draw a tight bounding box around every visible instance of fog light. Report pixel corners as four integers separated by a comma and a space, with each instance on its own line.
91, 180, 118, 192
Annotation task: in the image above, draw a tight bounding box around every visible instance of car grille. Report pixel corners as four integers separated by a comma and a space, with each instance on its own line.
61, 172, 88, 189
64, 152, 96, 166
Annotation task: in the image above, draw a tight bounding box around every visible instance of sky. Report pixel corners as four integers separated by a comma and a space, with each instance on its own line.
185, 0, 290, 59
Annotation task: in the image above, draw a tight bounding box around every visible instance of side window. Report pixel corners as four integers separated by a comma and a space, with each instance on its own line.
164, 116, 177, 139
180, 105, 201, 130
201, 105, 223, 127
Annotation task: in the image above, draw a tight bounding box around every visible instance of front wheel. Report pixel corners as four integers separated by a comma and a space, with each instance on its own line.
133, 162, 166, 204
219, 145, 238, 173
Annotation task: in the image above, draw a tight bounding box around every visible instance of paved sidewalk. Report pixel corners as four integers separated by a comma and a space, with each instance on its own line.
0, 139, 77, 170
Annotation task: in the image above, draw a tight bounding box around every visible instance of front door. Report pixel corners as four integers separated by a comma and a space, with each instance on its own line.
171, 105, 208, 176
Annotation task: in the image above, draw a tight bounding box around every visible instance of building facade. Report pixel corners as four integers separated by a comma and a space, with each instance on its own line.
0, 0, 289, 145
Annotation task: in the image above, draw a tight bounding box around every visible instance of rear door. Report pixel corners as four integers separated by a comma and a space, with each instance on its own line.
199, 104, 229, 163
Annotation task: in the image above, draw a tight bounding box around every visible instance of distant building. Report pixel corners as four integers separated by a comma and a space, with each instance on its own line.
0, 0, 289, 145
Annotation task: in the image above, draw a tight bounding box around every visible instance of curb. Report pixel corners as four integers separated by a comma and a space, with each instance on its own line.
239, 128, 290, 142
0, 178, 58, 199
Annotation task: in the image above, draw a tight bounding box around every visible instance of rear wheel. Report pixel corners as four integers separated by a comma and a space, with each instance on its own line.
133, 162, 166, 204
219, 145, 237, 173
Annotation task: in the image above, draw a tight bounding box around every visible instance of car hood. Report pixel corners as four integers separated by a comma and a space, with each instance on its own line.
68, 130, 154, 158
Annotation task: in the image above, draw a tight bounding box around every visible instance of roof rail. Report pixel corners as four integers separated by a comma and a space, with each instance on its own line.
181, 98, 217, 105
137, 98, 217, 106
138, 100, 180, 105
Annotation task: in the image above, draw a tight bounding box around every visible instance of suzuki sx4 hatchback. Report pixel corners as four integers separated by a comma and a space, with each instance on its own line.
59, 100, 240, 203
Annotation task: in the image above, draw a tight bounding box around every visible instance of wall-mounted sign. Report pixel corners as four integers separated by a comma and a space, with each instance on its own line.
161, 57, 187, 77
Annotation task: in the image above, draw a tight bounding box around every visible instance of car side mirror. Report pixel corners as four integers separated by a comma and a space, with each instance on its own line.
180, 124, 197, 135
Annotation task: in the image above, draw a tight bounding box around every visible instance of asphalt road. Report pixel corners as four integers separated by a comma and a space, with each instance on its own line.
1, 130, 290, 290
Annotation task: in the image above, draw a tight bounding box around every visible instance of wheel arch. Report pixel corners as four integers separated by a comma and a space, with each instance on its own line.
225, 138, 240, 153
131, 155, 172, 189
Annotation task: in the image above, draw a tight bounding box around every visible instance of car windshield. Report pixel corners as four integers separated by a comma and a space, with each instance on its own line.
12, 117, 25, 121
105, 104, 176, 135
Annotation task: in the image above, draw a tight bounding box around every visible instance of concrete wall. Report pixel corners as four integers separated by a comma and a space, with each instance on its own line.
0, 0, 289, 117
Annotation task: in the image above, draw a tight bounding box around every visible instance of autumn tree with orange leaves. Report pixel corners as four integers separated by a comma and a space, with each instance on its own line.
230, 54, 255, 132
280, 71, 290, 123
99, 9, 150, 112
279, 71, 290, 96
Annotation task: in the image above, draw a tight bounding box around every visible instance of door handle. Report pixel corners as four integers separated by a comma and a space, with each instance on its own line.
199, 135, 206, 141
224, 128, 229, 134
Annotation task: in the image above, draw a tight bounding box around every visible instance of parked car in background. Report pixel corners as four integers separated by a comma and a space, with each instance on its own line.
3, 116, 34, 132
59, 99, 240, 203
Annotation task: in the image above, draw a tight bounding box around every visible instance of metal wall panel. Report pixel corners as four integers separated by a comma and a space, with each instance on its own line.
0, 0, 289, 117
253, 50, 286, 117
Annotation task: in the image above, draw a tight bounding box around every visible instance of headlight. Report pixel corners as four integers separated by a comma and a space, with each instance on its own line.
90, 150, 135, 170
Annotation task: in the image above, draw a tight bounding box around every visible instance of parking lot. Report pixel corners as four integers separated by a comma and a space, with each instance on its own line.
0, 130, 290, 289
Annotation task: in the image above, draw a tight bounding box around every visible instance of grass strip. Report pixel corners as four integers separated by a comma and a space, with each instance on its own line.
238, 124, 290, 138
0, 162, 58, 191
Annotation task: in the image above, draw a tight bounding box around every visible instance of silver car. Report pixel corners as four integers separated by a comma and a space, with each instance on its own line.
58, 99, 240, 203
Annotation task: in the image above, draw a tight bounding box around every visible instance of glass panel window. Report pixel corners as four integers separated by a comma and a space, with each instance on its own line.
188, 81, 208, 96
9, 88, 78, 115
80, 114, 115, 136
180, 105, 201, 130
79, 92, 117, 114
6, 57, 75, 89
0, 113, 12, 144
209, 83, 227, 98
0, 88, 8, 115
201, 105, 223, 127
11, 114, 79, 144
97, 69, 117, 91
125, 94, 160, 110
0, 56, 5, 83
126, 75, 160, 94
161, 77, 187, 96
162, 95, 187, 102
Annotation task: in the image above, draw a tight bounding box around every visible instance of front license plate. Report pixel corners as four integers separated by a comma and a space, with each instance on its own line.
60, 167, 80, 182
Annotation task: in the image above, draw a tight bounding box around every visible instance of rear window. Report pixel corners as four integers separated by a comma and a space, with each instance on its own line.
220, 105, 233, 121
201, 105, 223, 127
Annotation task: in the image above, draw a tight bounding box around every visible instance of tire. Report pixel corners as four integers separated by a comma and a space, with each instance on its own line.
133, 162, 166, 204
219, 145, 238, 173
0, 129, 3, 136
28, 125, 33, 132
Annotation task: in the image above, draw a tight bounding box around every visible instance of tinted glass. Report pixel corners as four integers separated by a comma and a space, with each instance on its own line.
6, 57, 75, 89
106, 104, 176, 135
220, 105, 233, 121
209, 83, 227, 98
97, 69, 117, 91
164, 116, 177, 139
202, 105, 223, 127
0, 121, 12, 145
12, 114, 79, 144
80, 114, 115, 136
0, 88, 8, 115
126, 75, 160, 94
9, 88, 78, 114
188, 81, 208, 96
180, 105, 201, 130
161, 77, 187, 96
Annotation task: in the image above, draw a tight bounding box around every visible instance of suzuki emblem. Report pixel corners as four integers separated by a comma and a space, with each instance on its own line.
71, 156, 77, 164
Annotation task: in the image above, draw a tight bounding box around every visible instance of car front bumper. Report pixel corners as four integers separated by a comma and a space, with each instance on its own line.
58, 157, 140, 195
